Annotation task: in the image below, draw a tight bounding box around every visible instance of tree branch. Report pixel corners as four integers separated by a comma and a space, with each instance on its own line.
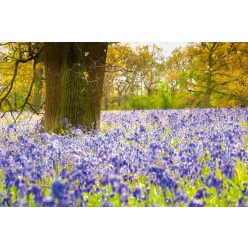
14, 59, 37, 122
0, 60, 19, 108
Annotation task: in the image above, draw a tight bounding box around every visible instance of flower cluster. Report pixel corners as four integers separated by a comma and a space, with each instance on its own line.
0, 108, 248, 207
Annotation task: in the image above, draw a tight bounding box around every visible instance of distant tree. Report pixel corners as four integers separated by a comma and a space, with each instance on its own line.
104, 43, 141, 108
104, 43, 167, 109
135, 45, 166, 97
165, 42, 248, 108
163, 47, 192, 108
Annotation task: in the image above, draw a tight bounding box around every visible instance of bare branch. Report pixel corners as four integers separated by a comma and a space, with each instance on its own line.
14, 59, 37, 122
0, 60, 19, 108
0, 42, 44, 119
0, 99, 15, 120
27, 102, 43, 115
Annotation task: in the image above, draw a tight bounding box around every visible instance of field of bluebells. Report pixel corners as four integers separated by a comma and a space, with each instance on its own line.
0, 108, 248, 207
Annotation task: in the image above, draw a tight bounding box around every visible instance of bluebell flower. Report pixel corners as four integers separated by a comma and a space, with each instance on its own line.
28, 186, 43, 204
123, 174, 129, 181
139, 125, 146, 132
194, 188, 205, 200
242, 188, 248, 197
1, 197, 11, 207
174, 193, 188, 204
42, 198, 55, 207
84, 179, 95, 193
205, 175, 223, 191
109, 174, 121, 192
117, 183, 129, 196
101, 201, 113, 207
121, 194, 129, 206
100, 173, 109, 186
4, 171, 15, 189
51, 180, 64, 199
133, 187, 142, 199
160, 173, 177, 190
238, 198, 247, 207
222, 164, 234, 179
189, 200, 205, 207
60, 118, 68, 125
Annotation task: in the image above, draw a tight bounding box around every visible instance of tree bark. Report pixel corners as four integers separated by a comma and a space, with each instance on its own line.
203, 88, 211, 107
44, 42, 108, 133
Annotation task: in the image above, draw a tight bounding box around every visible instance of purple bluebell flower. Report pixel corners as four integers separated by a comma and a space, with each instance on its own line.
118, 183, 129, 196
133, 187, 142, 199
51, 180, 64, 200
101, 201, 113, 207
194, 188, 205, 200
238, 197, 247, 207
189, 200, 205, 207
28, 186, 43, 204
42, 198, 55, 207
100, 173, 109, 186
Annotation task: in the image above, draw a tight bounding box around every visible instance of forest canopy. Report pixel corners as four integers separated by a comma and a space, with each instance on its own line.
104, 42, 248, 110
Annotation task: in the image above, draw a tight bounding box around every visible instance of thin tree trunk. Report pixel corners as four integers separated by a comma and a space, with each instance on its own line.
44, 42, 108, 133
147, 87, 152, 97
203, 89, 211, 108
117, 97, 121, 107
14, 90, 17, 111
31, 67, 44, 112
203, 43, 216, 108
104, 94, 109, 111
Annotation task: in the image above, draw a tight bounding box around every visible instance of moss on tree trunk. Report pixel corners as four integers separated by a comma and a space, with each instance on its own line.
44, 42, 108, 133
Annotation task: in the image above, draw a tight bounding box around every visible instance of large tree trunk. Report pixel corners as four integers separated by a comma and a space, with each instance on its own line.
44, 42, 108, 133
